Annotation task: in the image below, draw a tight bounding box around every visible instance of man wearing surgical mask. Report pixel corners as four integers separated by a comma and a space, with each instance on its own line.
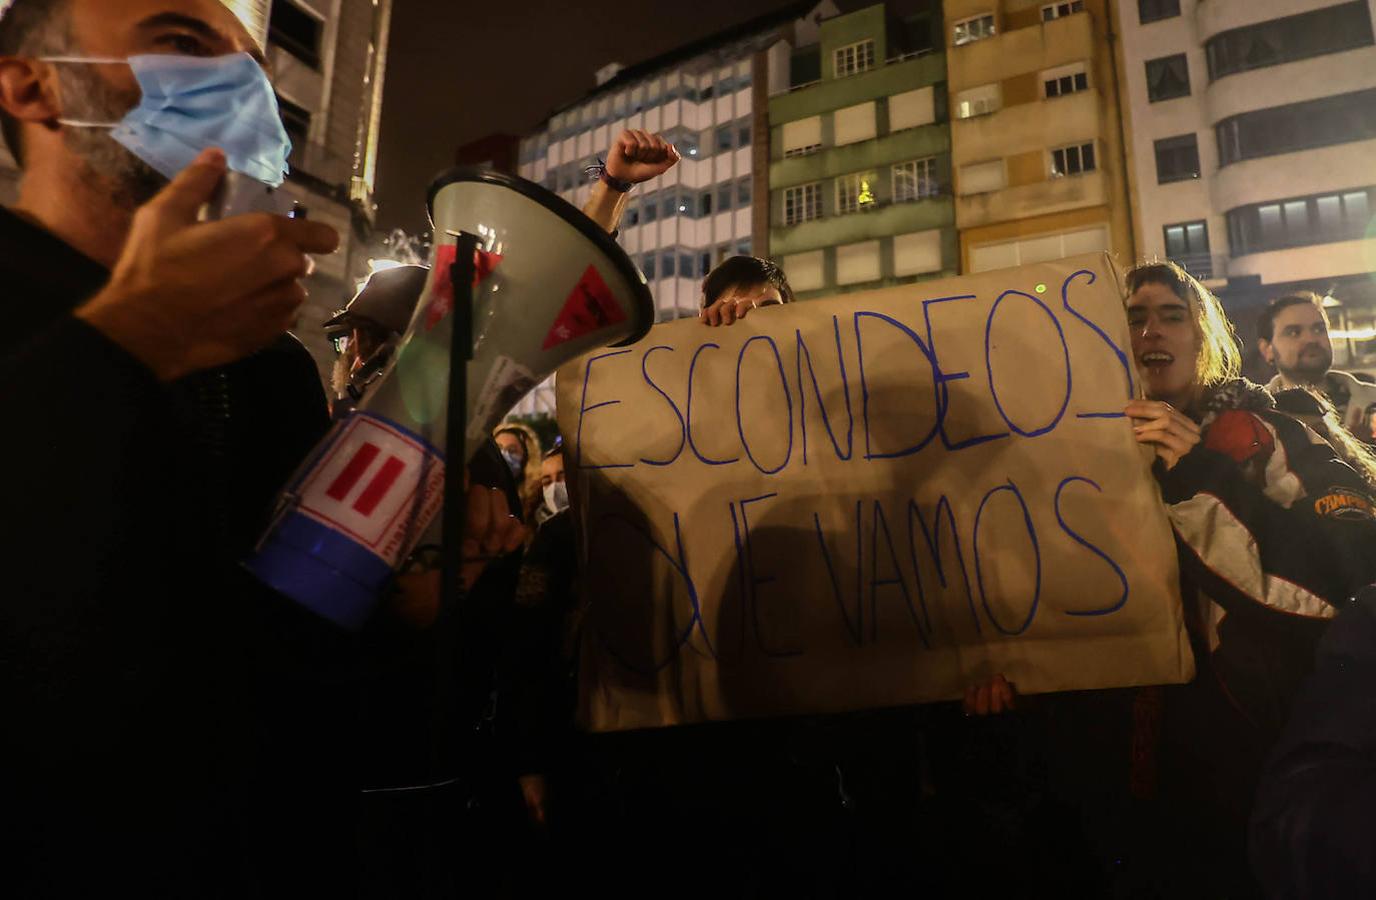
0, 1, 369, 894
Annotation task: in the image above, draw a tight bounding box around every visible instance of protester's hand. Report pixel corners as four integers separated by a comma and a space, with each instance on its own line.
76, 148, 340, 382
518, 773, 549, 829
460, 482, 528, 590
1126, 399, 1201, 471
605, 130, 680, 185
699, 287, 782, 327
963, 674, 1016, 716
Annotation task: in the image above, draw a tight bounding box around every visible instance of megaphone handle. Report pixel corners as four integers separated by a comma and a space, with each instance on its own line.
440, 231, 480, 615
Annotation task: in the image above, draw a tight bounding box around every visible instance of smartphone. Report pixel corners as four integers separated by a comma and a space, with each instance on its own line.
202, 170, 304, 221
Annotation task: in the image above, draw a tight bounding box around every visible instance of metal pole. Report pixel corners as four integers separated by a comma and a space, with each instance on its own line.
441, 231, 479, 615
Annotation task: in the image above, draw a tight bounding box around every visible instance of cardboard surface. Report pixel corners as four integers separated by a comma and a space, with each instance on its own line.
556, 254, 1193, 732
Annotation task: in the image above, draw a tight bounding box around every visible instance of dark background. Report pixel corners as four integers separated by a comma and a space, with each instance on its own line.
374, 0, 802, 233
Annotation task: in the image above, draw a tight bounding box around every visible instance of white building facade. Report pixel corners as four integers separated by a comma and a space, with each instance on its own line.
1117, 0, 1376, 365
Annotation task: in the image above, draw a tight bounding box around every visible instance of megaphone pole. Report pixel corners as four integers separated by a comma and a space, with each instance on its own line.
441, 231, 479, 615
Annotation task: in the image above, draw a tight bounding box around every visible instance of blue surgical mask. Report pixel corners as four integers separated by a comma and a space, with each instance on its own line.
44, 52, 292, 187
501, 449, 524, 477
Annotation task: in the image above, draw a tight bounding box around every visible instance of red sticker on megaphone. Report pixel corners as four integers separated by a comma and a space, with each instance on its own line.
425, 245, 503, 330
542, 264, 627, 350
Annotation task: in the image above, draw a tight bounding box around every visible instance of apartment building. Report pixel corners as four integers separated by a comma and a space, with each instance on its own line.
944, 0, 1134, 273
767, 2, 958, 298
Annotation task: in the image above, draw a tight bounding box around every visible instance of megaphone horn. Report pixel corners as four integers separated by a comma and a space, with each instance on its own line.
245, 168, 654, 628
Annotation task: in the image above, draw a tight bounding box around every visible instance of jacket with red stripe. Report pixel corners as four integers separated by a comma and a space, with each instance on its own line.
1157, 378, 1376, 736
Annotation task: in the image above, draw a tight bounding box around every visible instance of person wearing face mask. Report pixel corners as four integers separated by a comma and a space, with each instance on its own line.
0, 1, 514, 894
494, 421, 544, 524
1257, 292, 1376, 444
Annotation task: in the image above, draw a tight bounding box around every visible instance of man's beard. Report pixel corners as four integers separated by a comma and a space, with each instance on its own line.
56, 64, 167, 209
1283, 345, 1333, 383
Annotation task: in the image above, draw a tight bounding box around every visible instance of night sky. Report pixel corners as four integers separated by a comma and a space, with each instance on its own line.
374, 0, 805, 234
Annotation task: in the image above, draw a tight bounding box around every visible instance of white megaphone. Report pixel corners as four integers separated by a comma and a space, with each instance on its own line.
245, 168, 654, 628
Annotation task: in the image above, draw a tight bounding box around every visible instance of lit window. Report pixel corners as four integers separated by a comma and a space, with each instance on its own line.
893, 158, 939, 203
1050, 141, 1097, 177
784, 182, 823, 225
954, 83, 1001, 119
836, 172, 878, 215
954, 14, 996, 46
833, 40, 876, 78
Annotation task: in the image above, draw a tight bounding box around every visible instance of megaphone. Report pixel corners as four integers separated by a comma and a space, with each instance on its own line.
245, 168, 654, 628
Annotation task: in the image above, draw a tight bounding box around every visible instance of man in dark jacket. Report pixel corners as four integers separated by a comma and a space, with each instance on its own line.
0, 2, 358, 895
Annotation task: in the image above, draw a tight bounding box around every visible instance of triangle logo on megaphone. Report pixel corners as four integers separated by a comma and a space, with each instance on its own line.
543, 264, 627, 350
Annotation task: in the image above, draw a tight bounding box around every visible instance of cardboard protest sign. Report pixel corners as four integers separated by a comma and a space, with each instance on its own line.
556, 254, 1192, 732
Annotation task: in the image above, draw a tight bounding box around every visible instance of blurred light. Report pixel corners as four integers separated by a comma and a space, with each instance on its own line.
1331, 328, 1376, 340
1321, 293, 1342, 308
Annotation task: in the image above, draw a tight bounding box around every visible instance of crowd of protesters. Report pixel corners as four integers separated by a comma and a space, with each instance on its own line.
3, 1, 1376, 897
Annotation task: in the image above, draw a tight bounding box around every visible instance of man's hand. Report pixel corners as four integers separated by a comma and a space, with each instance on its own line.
605, 129, 680, 185
460, 484, 528, 590
963, 673, 1016, 716
1126, 399, 1201, 471
699, 286, 783, 327
76, 148, 340, 382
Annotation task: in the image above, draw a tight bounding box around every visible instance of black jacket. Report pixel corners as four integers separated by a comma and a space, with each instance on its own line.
0, 206, 357, 896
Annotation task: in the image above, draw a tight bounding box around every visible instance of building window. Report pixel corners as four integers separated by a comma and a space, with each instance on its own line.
699, 191, 713, 216
642, 192, 658, 223
836, 172, 878, 215
782, 116, 822, 157
1041, 1, 1084, 22
624, 202, 640, 227
970, 226, 1108, 272
1138, 0, 1180, 24
737, 176, 752, 207
1145, 54, 1191, 102
269, 0, 323, 69
955, 83, 1001, 119
716, 243, 733, 265
662, 192, 679, 219
277, 94, 311, 150
888, 87, 936, 131
717, 182, 734, 213
660, 251, 676, 278
737, 239, 752, 257
1051, 141, 1096, 177
894, 230, 944, 276
959, 159, 1006, 195
833, 40, 876, 78
715, 125, 734, 153
1163, 221, 1212, 279
737, 122, 752, 148
834, 101, 877, 146
1043, 63, 1089, 98
643, 253, 656, 280
680, 252, 696, 279
790, 48, 822, 88
1206, 2, 1373, 81
1154, 134, 1200, 183
784, 182, 823, 225
700, 251, 712, 276
1216, 87, 1376, 166
893, 157, 939, 202
1228, 187, 1374, 254
954, 14, 996, 46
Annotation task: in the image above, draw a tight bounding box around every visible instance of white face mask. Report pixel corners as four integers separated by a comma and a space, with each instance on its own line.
543, 481, 569, 515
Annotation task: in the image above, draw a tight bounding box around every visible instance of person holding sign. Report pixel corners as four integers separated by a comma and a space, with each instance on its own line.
698, 254, 794, 327
1118, 261, 1376, 895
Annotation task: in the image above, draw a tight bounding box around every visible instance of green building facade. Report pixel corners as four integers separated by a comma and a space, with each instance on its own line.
768, 2, 955, 298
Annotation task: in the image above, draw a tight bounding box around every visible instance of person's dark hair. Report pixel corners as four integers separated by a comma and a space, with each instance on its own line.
0, 0, 71, 167
701, 255, 794, 308
1256, 292, 1325, 343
